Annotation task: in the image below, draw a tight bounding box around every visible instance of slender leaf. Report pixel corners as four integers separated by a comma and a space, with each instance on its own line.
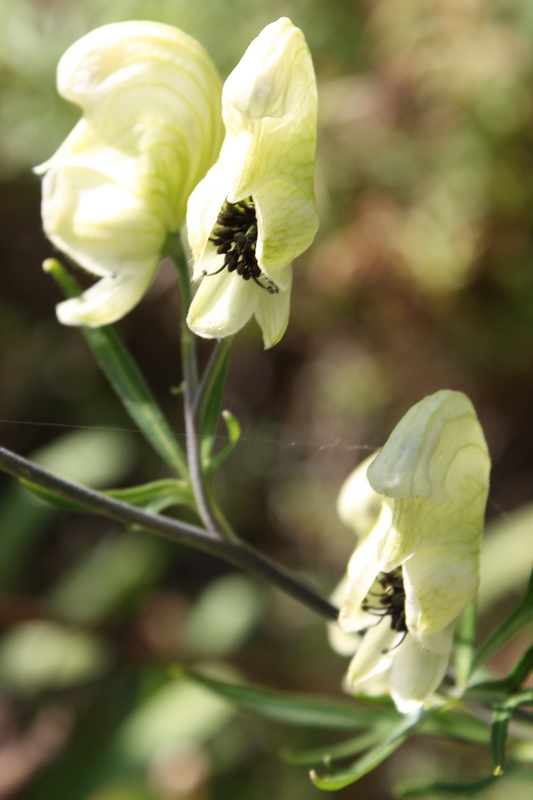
454, 601, 477, 688
44, 258, 189, 478
104, 480, 195, 513
197, 339, 232, 460
473, 563, 533, 671
21, 478, 195, 515
396, 775, 500, 797
206, 410, 242, 473
282, 727, 389, 766
182, 670, 396, 730
310, 713, 430, 791
420, 709, 490, 745
492, 706, 512, 775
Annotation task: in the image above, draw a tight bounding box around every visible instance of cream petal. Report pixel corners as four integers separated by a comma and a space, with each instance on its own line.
186, 157, 234, 274
390, 633, 451, 713
344, 622, 399, 691
336, 452, 383, 540
403, 548, 479, 637
57, 266, 157, 326
368, 391, 490, 568
254, 180, 318, 290
328, 625, 362, 657
41, 165, 166, 280
55, 21, 223, 224
339, 536, 381, 633
413, 623, 455, 657
223, 17, 316, 130
340, 502, 395, 631
254, 279, 292, 349
187, 272, 258, 340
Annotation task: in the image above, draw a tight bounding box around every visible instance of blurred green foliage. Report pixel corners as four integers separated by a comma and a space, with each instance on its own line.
1, 0, 533, 798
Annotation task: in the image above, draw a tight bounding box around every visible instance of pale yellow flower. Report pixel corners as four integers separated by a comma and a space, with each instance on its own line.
331, 390, 490, 712
186, 17, 318, 348
36, 21, 223, 326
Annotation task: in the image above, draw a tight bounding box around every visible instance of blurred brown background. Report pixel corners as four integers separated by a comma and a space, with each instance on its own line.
1, 1, 533, 798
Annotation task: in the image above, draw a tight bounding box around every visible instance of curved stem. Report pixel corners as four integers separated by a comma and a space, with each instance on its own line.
0, 446, 338, 621
167, 233, 222, 536
194, 337, 232, 417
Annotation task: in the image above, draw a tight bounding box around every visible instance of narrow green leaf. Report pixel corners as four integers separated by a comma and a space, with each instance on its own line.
282, 727, 389, 766
20, 479, 87, 512
502, 690, 533, 709
22, 478, 194, 515
197, 339, 232, 460
206, 410, 242, 473
473, 564, 533, 671
310, 711, 432, 791
491, 706, 512, 775
44, 258, 189, 479
104, 480, 195, 513
182, 670, 395, 730
454, 601, 477, 688
420, 709, 490, 745
396, 775, 500, 797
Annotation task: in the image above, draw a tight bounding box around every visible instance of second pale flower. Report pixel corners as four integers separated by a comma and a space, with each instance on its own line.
186, 17, 319, 349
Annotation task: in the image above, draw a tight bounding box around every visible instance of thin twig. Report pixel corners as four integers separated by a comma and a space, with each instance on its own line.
0, 446, 339, 621
167, 234, 223, 536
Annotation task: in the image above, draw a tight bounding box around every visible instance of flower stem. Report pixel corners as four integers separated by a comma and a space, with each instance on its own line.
0, 446, 338, 621
166, 233, 224, 536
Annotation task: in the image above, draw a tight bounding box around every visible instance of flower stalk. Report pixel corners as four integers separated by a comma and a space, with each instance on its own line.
0, 445, 338, 621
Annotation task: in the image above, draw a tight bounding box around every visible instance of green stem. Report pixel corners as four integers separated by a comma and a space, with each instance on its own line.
0, 446, 338, 621
166, 233, 222, 536
166, 235, 237, 541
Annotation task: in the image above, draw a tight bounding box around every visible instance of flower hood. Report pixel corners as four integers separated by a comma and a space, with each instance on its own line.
331, 390, 491, 712
186, 17, 318, 348
36, 21, 223, 326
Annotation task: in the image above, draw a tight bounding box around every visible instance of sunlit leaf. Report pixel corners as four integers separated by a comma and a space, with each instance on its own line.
44, 258, 189, 478
198, 339, 232, 462
205, 410, 241, 473
491, 706, 511, 775
182, 669, 396, 730
310, 711, 432, 790
282, 727, 388, 766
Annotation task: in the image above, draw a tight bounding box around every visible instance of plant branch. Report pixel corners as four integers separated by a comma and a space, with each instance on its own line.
0, 446, 338, 621
166, 235, 219, 531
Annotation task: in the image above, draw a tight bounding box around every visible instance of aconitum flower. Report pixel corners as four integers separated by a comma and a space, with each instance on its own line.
186, 17, 318, 349
330, 391, 490, 712
36, 21, 223, 326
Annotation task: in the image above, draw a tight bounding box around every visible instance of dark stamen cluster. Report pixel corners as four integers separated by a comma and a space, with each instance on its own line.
205, 198, 278, 294
362, 569, 407, 633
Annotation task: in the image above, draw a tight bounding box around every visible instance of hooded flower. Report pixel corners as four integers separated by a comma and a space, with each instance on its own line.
330, 390, 490, 712
186, 17, 318, 349
35, 21, 223, 326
